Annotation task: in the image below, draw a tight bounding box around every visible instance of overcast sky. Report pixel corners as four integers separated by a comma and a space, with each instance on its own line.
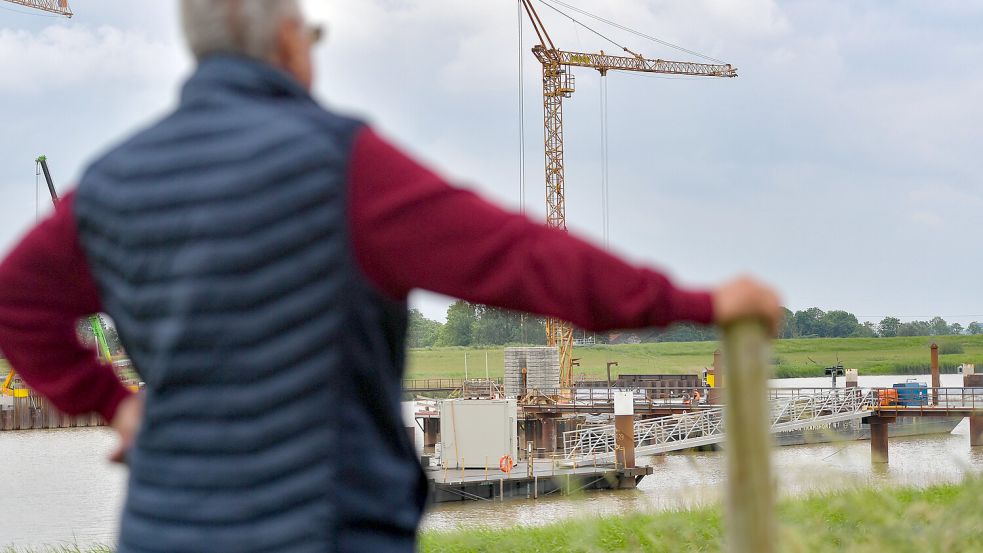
0, 0, 980, 326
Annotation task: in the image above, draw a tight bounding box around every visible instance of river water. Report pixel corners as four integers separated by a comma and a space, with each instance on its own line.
2, 374, 980, 546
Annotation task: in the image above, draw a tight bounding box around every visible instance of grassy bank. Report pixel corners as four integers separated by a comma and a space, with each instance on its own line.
406, 335, 983, 380
13, 479, 982, 552
420, 477, 983, 553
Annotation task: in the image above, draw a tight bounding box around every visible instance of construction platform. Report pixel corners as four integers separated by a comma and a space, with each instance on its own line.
425, 461, 652, 503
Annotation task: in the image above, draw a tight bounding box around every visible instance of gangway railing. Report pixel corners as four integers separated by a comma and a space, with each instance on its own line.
563, 387, 877, 462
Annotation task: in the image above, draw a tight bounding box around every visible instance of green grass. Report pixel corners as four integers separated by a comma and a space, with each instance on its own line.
4, 335, 980, 383
406, 335, 983, 380
420, 477, 983, 553
14, 480, 983, 553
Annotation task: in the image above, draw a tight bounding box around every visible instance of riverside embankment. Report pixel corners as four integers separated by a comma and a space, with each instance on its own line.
420, 477, 983, 553
406, 335, 983, 380
9, 478, 983, 553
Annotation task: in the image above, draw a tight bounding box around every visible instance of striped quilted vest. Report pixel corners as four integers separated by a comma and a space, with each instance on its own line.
74, 55, 423, 553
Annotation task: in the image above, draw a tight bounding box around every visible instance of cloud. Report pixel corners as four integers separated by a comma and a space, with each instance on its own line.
0, 22, 189, 250
0, 25, 186, 95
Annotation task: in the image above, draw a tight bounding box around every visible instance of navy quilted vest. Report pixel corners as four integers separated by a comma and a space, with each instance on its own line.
74, 55, 423, 553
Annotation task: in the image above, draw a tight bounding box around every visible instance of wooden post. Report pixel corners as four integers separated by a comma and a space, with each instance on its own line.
931, 343, 940, 406
722, 321, 774, 553
968, 416, 983, 447
869, 417, 890, 463
540, 417, 557, 453
423, 417, 439, 452
614, 391, 636, 471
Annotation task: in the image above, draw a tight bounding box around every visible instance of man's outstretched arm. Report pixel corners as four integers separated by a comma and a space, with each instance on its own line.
350, 127, 781, 331
0, 192, 131, 422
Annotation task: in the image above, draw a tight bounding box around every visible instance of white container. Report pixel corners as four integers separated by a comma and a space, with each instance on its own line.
439, 399, 518, 469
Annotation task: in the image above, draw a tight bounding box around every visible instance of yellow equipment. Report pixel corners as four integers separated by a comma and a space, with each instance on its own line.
1, 156, 117, 398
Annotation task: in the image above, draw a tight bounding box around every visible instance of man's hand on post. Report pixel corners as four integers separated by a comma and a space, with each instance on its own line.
712, 276, 784, 336
109, 393, 144, 464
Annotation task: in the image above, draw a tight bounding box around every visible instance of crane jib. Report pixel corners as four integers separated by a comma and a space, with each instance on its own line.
544, 48, 738, 78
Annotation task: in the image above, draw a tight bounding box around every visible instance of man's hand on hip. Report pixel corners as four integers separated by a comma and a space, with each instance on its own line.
109, 393, 144, 464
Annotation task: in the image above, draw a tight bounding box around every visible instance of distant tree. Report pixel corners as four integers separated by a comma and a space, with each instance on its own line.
656, 323, 717, 343
970, 322, 983, 336
407, 309, 443, 348
950, 323, 964, 336
930, 317, 951, 336
898, 320, 931, 337
878, 316, 901, 338
851, 321, 877, 338
819, 310, 860, 338
793, 308, 825, 337
472, 306, 522, 345
436, 301, 477, 346
779, 307, 795, 338
521, 316, 548, 345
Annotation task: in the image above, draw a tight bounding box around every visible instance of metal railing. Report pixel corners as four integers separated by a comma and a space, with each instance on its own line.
562, 387, 877, 462
402, 378, 503, 391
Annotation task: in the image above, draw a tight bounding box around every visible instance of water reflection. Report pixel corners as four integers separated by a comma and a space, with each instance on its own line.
0, 428, 126, 547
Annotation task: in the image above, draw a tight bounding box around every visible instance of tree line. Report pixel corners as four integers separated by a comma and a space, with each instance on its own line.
408, 301, 983, 348
780, 308, 981, 339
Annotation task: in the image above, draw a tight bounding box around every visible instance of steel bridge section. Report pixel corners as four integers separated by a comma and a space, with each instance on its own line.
563, 388, 876, 463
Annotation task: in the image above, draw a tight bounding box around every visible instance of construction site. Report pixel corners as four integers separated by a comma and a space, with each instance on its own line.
2, 1, 983, 551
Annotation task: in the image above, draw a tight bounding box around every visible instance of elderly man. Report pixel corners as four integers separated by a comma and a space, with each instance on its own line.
0, 1, 780, 552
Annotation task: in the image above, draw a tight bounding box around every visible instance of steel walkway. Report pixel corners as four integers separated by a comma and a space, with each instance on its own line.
562, 388, 877, 463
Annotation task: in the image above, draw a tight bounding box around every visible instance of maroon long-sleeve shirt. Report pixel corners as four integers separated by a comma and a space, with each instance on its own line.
0, 127, 713, 422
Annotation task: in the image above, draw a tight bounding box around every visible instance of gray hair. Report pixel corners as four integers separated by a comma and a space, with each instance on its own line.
180, 0, 302, 61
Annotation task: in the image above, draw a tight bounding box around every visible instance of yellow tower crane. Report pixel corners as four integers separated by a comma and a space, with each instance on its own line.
1, 0, 72, 17
519, 0, 737, 389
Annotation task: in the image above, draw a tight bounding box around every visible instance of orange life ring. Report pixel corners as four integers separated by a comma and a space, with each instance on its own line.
499, 454, 515, 474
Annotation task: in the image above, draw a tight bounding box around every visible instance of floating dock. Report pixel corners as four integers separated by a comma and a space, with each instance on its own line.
426, 461, 652, 503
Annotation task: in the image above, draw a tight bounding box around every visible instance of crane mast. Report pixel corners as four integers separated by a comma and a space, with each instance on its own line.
519, 0, 737, 390
2, 0, 72, 17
